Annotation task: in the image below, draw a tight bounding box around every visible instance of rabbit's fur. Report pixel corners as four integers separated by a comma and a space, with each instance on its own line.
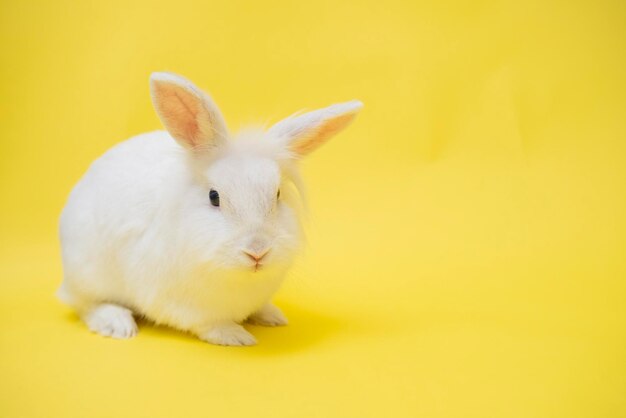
58, 72, 362, 346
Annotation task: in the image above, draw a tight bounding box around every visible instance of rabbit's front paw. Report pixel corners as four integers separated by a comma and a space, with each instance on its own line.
247, 303, 288, 327
200, 323, 257, 346
83, 303, 138, 339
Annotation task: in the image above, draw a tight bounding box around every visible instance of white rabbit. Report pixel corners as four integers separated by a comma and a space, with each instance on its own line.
58, 72, 362, 346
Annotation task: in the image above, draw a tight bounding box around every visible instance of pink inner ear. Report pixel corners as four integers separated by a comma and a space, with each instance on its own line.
153, 82, 204, 147
291, 112, 358, 155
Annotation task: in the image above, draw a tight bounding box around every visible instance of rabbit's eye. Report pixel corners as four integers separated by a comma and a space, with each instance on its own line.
209, 189, 220, 207
277, 189, 281, 199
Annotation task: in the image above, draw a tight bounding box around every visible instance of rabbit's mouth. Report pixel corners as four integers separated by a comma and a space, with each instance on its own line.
242, 248, 270, 272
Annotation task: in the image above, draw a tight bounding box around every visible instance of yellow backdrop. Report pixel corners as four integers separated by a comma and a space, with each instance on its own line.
1, 0, 625, 417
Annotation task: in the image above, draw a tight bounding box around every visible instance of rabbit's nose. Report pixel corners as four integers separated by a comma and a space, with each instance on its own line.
242, 248, 270, 263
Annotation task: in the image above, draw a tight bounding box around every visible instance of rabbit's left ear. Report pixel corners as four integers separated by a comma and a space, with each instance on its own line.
150, 72, 228, 152
268, 100, 363, 156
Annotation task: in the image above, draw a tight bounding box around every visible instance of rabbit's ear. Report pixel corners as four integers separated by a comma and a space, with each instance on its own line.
268, 100, 363, 156
150, 72, 228, 152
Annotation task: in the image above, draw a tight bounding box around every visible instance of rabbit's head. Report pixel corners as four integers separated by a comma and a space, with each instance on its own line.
150, 72, 362, 272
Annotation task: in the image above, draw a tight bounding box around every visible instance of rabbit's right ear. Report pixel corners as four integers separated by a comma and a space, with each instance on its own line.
268, 100, 363, 157
150, 72, 228, 152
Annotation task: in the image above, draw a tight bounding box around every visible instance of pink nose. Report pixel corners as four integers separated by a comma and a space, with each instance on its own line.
243, 248, 270, 263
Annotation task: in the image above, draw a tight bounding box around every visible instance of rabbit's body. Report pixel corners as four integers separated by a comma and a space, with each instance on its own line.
59, 131, 290, 334
58, 72, 361, 345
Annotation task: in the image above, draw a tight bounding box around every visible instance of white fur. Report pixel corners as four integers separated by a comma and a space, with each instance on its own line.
247, 303, 288, 326
58, 72, 361, 346
83, 304, 137, 339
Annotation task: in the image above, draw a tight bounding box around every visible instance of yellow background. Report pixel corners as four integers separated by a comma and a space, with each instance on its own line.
1, 0, 625, 417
